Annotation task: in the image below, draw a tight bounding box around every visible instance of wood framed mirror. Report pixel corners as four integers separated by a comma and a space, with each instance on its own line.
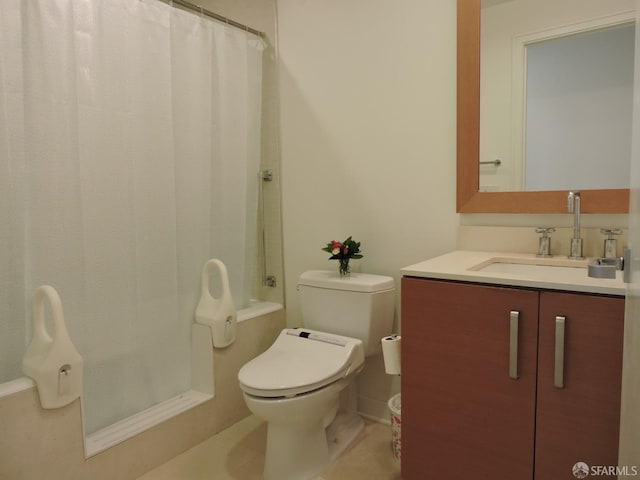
456, 0, 630, 213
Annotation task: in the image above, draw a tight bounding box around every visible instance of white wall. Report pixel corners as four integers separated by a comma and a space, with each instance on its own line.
277, 0, 459, 318
277, 0, 459, 417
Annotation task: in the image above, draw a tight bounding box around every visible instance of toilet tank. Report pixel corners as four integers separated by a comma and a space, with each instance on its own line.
298, 270, 395, 356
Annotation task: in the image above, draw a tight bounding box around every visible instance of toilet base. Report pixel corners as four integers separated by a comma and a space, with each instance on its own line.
326, 411, 365, 462
263, 410, 364, 480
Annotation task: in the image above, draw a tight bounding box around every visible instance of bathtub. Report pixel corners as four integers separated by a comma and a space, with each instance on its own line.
86, 300, 282, 456
0, 300, 284, 463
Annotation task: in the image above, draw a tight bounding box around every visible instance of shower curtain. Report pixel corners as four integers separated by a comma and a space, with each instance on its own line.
0, 0, 263, 433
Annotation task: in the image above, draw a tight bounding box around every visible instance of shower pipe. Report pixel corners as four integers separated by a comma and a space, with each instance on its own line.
260, 170, 276, 287
162, 0, 265, 37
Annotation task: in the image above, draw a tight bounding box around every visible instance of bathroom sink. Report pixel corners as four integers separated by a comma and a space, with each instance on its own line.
468, 256, 590, 283
401, 251, 625, 296
475, 260, 587, 280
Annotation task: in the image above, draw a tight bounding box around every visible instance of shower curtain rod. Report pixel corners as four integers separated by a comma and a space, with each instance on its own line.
165, 0, 265, 37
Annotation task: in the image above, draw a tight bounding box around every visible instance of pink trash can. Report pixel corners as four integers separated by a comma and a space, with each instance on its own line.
388, 393, 401, 461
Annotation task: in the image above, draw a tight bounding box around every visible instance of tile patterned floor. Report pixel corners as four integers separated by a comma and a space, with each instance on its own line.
137, 415, 401, 480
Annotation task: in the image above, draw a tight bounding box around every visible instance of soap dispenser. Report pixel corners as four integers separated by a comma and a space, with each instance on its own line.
600, 229, 622, 259
22, 285, 83, 409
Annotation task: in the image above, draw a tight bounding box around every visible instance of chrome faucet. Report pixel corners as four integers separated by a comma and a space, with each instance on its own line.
567, 191, 584, 259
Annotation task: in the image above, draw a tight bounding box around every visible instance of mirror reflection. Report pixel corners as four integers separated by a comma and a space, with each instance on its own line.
480, 0, 635, 193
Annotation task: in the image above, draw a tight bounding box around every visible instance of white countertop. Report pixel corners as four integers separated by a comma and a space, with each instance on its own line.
401, 250, 625, 296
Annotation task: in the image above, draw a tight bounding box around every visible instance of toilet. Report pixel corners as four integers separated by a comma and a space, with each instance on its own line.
238, 270, 395, 480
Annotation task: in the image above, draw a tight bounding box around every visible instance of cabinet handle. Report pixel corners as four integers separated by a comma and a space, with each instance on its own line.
509, 311, 519, 379
554, 316, 566, 388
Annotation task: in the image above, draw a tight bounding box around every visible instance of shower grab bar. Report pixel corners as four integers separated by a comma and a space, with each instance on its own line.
260, 170, 276, 287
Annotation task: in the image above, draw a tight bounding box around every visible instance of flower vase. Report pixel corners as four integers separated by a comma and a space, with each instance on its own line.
339, 258, 351, 277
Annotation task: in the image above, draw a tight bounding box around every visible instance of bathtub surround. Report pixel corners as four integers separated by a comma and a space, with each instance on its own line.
0, 309, 284, 480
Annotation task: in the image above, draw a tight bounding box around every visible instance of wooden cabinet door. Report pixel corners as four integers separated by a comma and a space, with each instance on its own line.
401, 278, 538, 480
535, 292, 624, 480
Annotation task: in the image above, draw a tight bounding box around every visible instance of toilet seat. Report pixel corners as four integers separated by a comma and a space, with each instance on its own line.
238, 328, 365, 398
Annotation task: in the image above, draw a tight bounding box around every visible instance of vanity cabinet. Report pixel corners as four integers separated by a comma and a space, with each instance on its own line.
401, 277, 624, 480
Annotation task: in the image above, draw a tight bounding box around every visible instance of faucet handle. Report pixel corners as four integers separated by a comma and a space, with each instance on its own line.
600, 228, 622, 258
600, 228, 622, 238
535, 227, 555, 258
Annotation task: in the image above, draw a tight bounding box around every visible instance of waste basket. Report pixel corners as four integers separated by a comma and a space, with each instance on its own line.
388, 393, 401, 460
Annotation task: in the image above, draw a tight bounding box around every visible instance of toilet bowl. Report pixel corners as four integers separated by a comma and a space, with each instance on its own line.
238, 270, 395, 480
238, 328, 366, 480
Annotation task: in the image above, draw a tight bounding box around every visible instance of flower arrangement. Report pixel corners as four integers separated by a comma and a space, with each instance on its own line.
321, 236, 363, 276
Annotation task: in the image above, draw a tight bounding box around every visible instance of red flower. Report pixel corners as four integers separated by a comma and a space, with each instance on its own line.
322, 236, 363, 262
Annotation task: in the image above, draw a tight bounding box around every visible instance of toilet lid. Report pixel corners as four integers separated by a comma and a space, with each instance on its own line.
238, 328, 365, 398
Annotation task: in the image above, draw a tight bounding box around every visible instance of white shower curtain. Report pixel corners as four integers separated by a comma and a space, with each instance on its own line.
0, 0, 263, 433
